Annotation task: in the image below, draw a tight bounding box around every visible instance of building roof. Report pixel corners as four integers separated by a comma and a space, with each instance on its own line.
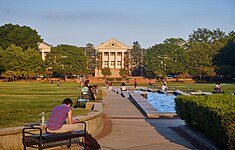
38, 42, 53, 48
95, 38, 132, 50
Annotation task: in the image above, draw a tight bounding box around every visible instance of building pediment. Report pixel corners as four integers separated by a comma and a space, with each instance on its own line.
95, 39, 131, 50
38, 42, 52, 60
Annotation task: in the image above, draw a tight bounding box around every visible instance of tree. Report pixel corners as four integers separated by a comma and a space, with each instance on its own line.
214, 37, 235, 76
187, 42, 216, 79
163, 38, 186, 46
187, 28, 230, 79
45, 45, 87, 78
128, 41, 144, 76
81, 43, 98, 76
0, 24, 42, 49
101, 67, 111, 79
23, 48, 45, 79
0, 47, 5, 74
119, 68, 129, 79
0, 45, 43, 79
145, 43, 188, 78
189, 28, 225, 43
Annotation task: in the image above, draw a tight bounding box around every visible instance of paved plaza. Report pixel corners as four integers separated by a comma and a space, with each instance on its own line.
68, 88, 202, 150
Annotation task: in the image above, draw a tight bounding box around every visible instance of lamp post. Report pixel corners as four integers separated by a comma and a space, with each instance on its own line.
140, 65, 143, 76
61, 55, 67, 78
140, 49, 144, 77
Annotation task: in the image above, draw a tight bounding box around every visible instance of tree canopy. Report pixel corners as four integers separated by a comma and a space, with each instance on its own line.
119, 68, 129, 79
189, 28, 225, 43
80, 43, 99, 76
0, 24, 42, 50
128, 41, 144, 76
45, 45, 87, 78
214, 37, 235, 76
101, 67, 111, 79
145, 43, 188, 78
0, 45, 43, 79
0, 23, 234, 81
144, 28, 235, 80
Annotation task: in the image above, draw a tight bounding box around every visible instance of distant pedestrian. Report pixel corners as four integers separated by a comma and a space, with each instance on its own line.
80, 79, 85, 87
214, 83, 222, 93
163, 80, 167, 86
121, 82, 127, 91
105, 80, 109, 89
161, 84, 168, 91
57, 79, 61, 86
148, 79, 152, 88
108, 81, 113, 92
161, 79, 168, 91
134, 79, 137, 88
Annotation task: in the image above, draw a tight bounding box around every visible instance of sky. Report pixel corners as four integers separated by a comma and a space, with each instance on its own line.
0, 0, 234, 48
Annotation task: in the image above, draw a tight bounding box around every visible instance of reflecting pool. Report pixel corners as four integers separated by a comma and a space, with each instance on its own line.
147, 92, 176, 113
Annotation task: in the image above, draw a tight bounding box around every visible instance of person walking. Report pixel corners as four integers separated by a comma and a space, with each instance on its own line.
80, 78, 85, 87
134, 79, 137, 88
108, 81, 113, 92
57, 79, 61, 86
148, 79, 152, 88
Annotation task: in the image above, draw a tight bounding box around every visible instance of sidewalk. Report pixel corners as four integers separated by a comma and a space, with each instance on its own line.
68, 89, 198, 150
96, 89, 197, 150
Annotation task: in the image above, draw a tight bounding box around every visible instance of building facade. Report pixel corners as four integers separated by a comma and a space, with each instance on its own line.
95, 39, 132, 77
38, 42, 52, 61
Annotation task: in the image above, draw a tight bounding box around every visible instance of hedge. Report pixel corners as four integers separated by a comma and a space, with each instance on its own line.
116, 78, 123, 81
175, 95, 235, 150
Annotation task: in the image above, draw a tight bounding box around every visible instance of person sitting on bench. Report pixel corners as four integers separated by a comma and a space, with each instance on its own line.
82, 79, 97, 100
47, 98, 81, 133
120, 82, 127, 91
214, 83, 222, 93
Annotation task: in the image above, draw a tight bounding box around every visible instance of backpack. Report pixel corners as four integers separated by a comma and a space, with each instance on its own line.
81, 86, 89, 95
84, 133, 101, 150
81, 86, 91, 99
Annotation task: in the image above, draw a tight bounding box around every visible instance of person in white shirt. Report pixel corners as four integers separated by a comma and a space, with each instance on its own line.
121, 82, 127, 91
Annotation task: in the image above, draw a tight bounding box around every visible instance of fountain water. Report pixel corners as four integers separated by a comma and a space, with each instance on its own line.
147, 92, 176, 113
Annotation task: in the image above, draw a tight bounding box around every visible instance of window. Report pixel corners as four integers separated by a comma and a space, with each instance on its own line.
110, 52, 115, 56
117, 52, 122, 56
111, 61, 115, 66
104, 61, 108, 67
117, 61, 121, 66
104, 52, 108, 56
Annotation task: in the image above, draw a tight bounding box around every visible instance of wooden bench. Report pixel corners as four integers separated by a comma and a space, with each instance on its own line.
22, 122, 87, 150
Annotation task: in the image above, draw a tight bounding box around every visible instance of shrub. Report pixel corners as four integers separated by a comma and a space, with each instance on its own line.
175, 95, 235, 150
116, 78, 122, 81
107, 78, 114, 81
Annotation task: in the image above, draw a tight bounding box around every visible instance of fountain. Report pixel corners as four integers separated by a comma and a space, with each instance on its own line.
147, 92, 176, 113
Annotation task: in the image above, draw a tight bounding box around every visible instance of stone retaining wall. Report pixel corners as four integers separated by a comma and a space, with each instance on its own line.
0, 102, 103, 150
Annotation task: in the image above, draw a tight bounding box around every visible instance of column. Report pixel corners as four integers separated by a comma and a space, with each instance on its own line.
41, 50, 45, 61
115, 52, 117, 69
108, 52, 110, 68
101, 52, 104, 68
121, 52, 124, 69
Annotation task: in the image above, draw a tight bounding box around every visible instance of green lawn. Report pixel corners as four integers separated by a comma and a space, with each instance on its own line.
150, 82, 235, 94
0, 81, 234, 128
118, 82, 235, 94
0, 81, 92, 128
